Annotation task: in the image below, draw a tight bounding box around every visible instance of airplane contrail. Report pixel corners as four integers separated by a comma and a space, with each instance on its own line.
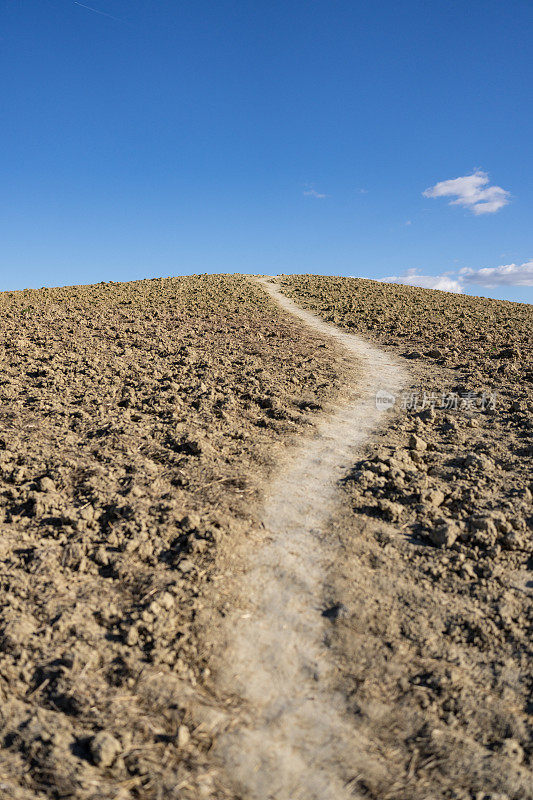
73, 1, 129, 24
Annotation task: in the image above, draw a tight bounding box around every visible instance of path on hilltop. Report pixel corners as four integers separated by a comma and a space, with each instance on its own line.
213, 277, 407, 800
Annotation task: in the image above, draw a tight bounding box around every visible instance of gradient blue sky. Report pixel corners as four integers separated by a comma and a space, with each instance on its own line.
1, 0, 532, 302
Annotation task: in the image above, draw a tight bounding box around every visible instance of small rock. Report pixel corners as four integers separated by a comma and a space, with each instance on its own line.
126, 625, 139, 646
93, 546, 109, 566
0, 615, 37, 652
464, 452, 494, 471
63, 542, 86, 570
90, 731, 121, 767
470, 515, 498, 536
500, 738, 524, 763
429, 521, 459, 548
377, 499, 404, 522
178, 558, 195, 573
361, 469, 378, 483
485, 510, 509, 533
79, 504, 94, 521
469, 515, 499, 548
420, 488, 445, 507
409, 434, 427, 452
39, 477, 56, 493
460, 561, 476, 579
503, 531, 526, 550
158, 591, 174, 610
427, 348, 443, 359
177, 725, 190, 748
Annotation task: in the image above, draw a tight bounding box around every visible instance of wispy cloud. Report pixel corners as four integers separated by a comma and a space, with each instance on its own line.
460, 261, 533, 287
380, 260, 532, 294
423, 170, 510, 215
303, 188, 327, 199
380, 268, 463, 293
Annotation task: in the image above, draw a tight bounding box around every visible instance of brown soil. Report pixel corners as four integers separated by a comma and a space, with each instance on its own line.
1, 272, 531, 800
0, 275, 342, 799
279, 275, 533, 800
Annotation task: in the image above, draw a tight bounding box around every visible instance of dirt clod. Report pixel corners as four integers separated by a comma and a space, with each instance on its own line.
90, 731, 121, 768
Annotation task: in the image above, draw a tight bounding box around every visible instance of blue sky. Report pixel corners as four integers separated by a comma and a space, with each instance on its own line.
1, 0, 532, 302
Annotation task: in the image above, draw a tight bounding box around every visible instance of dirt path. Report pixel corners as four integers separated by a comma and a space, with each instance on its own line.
213, 278, 408, 799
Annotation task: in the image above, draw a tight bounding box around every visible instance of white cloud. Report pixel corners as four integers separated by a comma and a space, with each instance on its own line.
303, 188, 327, 199
380, 268, 463, 293
423, 170, 510, 215
460, 260, 533, 287
379, 260, 533, 294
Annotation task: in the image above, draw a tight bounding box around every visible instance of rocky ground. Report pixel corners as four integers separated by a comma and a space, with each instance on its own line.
1, 272, 531, 800
280, 275, 532, 800
0, 275, 342, 800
